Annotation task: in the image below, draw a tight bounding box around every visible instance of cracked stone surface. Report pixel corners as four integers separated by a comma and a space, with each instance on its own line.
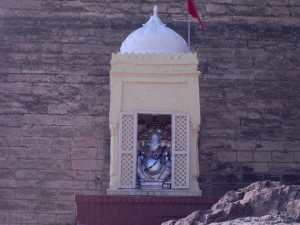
162, 181, 300, 225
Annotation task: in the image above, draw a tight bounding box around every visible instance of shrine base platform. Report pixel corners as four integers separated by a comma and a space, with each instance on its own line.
75, 195, 218, 225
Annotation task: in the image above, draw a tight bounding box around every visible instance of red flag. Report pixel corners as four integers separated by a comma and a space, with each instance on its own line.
186, 0, 205, 31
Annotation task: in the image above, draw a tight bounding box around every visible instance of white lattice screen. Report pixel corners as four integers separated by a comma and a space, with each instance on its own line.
118, 113, 137, 188
172, 114, 190, 189
174, 115, 189, 151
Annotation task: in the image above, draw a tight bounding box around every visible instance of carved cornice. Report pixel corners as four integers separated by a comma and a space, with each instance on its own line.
110, 53, 200, 74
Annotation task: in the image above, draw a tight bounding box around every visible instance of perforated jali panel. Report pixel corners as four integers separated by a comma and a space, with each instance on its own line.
172, 114, 189, 189
121, 114, 135, 152
175, 115, 188, 151
174, 154, 188, 187
120, 154, 135, 186
118, 113, 137, 188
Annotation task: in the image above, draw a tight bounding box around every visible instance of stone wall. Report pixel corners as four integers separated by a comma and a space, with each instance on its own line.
196, 0, 300, 196
0, 0, 299, 224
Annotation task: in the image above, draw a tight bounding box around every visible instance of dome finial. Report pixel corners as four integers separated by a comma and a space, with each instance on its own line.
153, 5, 158, 16
120, 4, 188, 54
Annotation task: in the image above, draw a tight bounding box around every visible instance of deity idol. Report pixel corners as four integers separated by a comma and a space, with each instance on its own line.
137, 116, 171, 189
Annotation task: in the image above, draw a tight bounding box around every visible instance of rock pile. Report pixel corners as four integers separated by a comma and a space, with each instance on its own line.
162, 181, 300, 225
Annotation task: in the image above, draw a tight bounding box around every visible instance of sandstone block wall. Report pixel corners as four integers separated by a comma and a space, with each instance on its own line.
196, 0, 300, 196
0, 0, 299, 224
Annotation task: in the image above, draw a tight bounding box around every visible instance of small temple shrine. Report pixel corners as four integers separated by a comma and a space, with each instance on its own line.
108, 5, 201, 196
76, 6, 216, 225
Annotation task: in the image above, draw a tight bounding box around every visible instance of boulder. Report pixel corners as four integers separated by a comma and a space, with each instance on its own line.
162, 181, 300, 225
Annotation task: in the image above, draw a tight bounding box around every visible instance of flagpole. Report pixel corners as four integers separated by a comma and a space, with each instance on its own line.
188, 14, 191, 52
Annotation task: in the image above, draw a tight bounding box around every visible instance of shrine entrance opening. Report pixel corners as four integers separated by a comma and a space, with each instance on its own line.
118, 112, 190, 191
137, 114, 172, 189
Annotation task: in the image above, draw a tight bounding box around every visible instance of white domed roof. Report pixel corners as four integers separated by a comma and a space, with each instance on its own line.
120, 5, 188, 54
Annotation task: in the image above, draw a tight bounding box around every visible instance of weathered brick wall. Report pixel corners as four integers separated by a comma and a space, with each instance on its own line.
0, 0, 299, 224
196, 0, 300, 196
